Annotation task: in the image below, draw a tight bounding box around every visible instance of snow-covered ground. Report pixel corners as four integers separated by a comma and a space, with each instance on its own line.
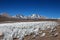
0, 21, 59, 40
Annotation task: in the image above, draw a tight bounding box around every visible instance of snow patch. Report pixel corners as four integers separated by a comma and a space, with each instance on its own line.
0, 21, 59, 40
40, 33, 46, 37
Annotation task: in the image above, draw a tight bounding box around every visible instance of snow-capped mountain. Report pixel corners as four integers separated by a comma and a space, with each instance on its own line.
31, 14, 40, 18
12, 14, 26, 19
30, 14, 46, 19
30, 14, 47, 19
13, 14, 47, 19
0, 13, 48, 22
16, 14, 24, 18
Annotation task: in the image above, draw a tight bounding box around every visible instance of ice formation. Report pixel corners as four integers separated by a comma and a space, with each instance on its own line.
40, 33, 46, 37
0, 21, 59, 40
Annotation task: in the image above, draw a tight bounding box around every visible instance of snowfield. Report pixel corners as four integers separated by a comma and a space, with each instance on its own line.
0, 21, 59, 40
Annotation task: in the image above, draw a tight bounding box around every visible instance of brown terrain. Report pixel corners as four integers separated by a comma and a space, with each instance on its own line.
0, 15, 60, 40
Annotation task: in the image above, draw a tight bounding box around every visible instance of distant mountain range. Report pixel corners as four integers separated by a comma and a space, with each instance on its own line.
12, 14, 47, 19
0, 13, 59, 22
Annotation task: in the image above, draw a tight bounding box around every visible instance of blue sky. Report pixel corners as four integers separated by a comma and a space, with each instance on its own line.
0, 0, 60, 18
